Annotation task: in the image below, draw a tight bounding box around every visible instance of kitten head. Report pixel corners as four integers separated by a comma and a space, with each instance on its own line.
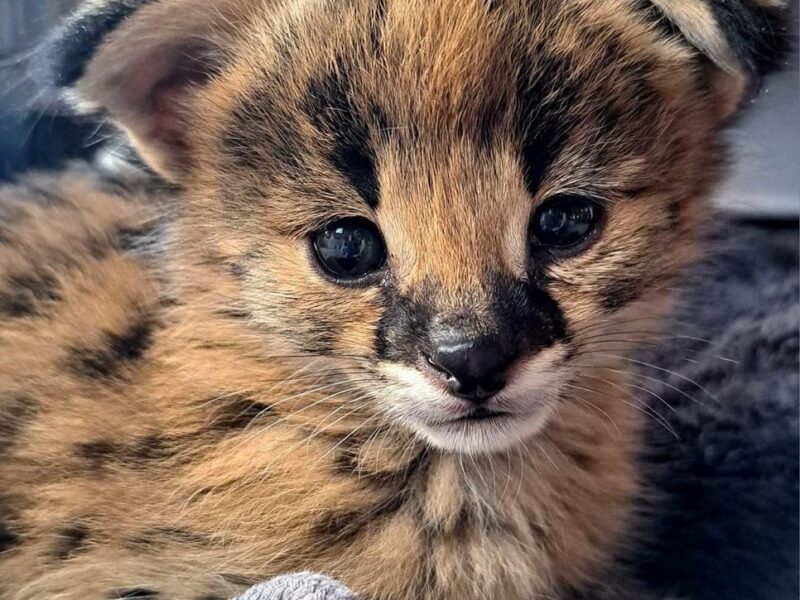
49, 0, 789, 454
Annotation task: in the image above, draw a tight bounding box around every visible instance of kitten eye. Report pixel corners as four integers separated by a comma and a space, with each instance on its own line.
311, 217, 387, 281
530, 195, 602, 249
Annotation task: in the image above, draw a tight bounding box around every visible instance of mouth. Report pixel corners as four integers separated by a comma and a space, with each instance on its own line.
455, 407, 510, 422
413, 403, 555, 455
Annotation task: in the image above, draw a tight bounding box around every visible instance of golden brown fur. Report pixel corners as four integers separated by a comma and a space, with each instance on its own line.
0, 0, 789, 598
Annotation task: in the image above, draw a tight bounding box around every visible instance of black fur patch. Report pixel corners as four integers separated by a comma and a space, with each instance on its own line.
600, 275, 645, 311
303, 62, 381, 208
312, 449, 430, 546
0, 524, 20, 553
225, 93, 304, 173
0, 396, 38, 455
71, 314, 154, 379
375, 273, 567, 366
0, 272, 61, 318
210, 395, 273, 430
112, 589, 160, 599
53, 523, 90, 560
77, 435, 179, 472
47, 0, 156, 87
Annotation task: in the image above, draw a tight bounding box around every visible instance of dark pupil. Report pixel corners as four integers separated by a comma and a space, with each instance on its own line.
535, 198, 596, 247
313, 219, 384, 278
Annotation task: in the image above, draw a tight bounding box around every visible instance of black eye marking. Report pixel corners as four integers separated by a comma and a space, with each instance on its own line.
529, 195, 603, 251
303, 64, 381, 208
311, 217, 387, 282
516, 51, 578, 197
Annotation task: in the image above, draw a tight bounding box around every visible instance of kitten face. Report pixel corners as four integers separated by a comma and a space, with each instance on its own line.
54, 0, 786, 455
179, 0, 726, 454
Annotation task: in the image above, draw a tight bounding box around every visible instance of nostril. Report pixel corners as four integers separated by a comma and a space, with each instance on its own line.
424, 353, 451, 377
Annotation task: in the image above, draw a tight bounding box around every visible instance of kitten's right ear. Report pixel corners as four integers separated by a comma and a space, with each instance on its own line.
642, 0, 792, 121
44, 0, 255, 181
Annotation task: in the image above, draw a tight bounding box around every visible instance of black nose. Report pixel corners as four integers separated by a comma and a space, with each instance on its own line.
424, 334, 515, 402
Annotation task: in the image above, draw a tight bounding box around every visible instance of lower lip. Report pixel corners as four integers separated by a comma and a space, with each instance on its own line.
457, 410, 510, 422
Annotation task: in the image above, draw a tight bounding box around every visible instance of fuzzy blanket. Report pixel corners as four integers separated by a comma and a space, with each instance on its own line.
230, 220, 798, 600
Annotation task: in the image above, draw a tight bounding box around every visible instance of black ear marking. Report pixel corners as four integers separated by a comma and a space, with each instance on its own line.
707, 0, 792, 76
632, 0, 791, 78
46, 0, 157, 88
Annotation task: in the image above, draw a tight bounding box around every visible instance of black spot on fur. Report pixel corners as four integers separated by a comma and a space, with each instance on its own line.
313, 449, 430, 546
112, 589, 160, 599
214, 308, 251, 321
53, 523, 90, 560
0, 396, 37, 455
127, 435, 177, 461
303, 62, 381, 208
0, 524, 20, 553
77, 435, 179, 472
0, 273, 61, 318
565, 449, 595, 471
77, 440, 121, 470
47, 0, 157, 87
71, 314, 154, 379
600, 276, 645, 311
210, 395, 273, 430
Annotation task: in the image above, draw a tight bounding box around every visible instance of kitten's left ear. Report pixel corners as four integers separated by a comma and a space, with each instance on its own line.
644, 0, 792, 120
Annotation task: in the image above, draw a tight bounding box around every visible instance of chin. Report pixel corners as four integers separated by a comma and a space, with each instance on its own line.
412, 407, 556, 455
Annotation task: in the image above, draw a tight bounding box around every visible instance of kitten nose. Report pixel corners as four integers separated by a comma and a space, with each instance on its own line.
424, 334, 515, 402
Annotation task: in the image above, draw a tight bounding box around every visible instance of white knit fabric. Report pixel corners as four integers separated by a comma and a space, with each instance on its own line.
234, 573, 357, 600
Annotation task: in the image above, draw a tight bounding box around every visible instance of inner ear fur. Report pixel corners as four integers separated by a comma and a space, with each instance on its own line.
49, 0, 264, 181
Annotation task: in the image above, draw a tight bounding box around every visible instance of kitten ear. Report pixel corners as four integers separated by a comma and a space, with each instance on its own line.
45, 0, 250, 181
645, 0, 792, 120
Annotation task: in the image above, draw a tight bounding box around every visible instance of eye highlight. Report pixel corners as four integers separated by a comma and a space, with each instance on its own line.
529, 195, 602, 250
311, 217, 387, 281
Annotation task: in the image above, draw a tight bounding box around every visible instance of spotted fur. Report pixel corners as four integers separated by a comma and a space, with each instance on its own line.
0, 0, 789, 599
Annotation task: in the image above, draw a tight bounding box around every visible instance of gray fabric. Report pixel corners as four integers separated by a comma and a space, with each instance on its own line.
234, 573, 356, 600
636, 219, 799, 600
